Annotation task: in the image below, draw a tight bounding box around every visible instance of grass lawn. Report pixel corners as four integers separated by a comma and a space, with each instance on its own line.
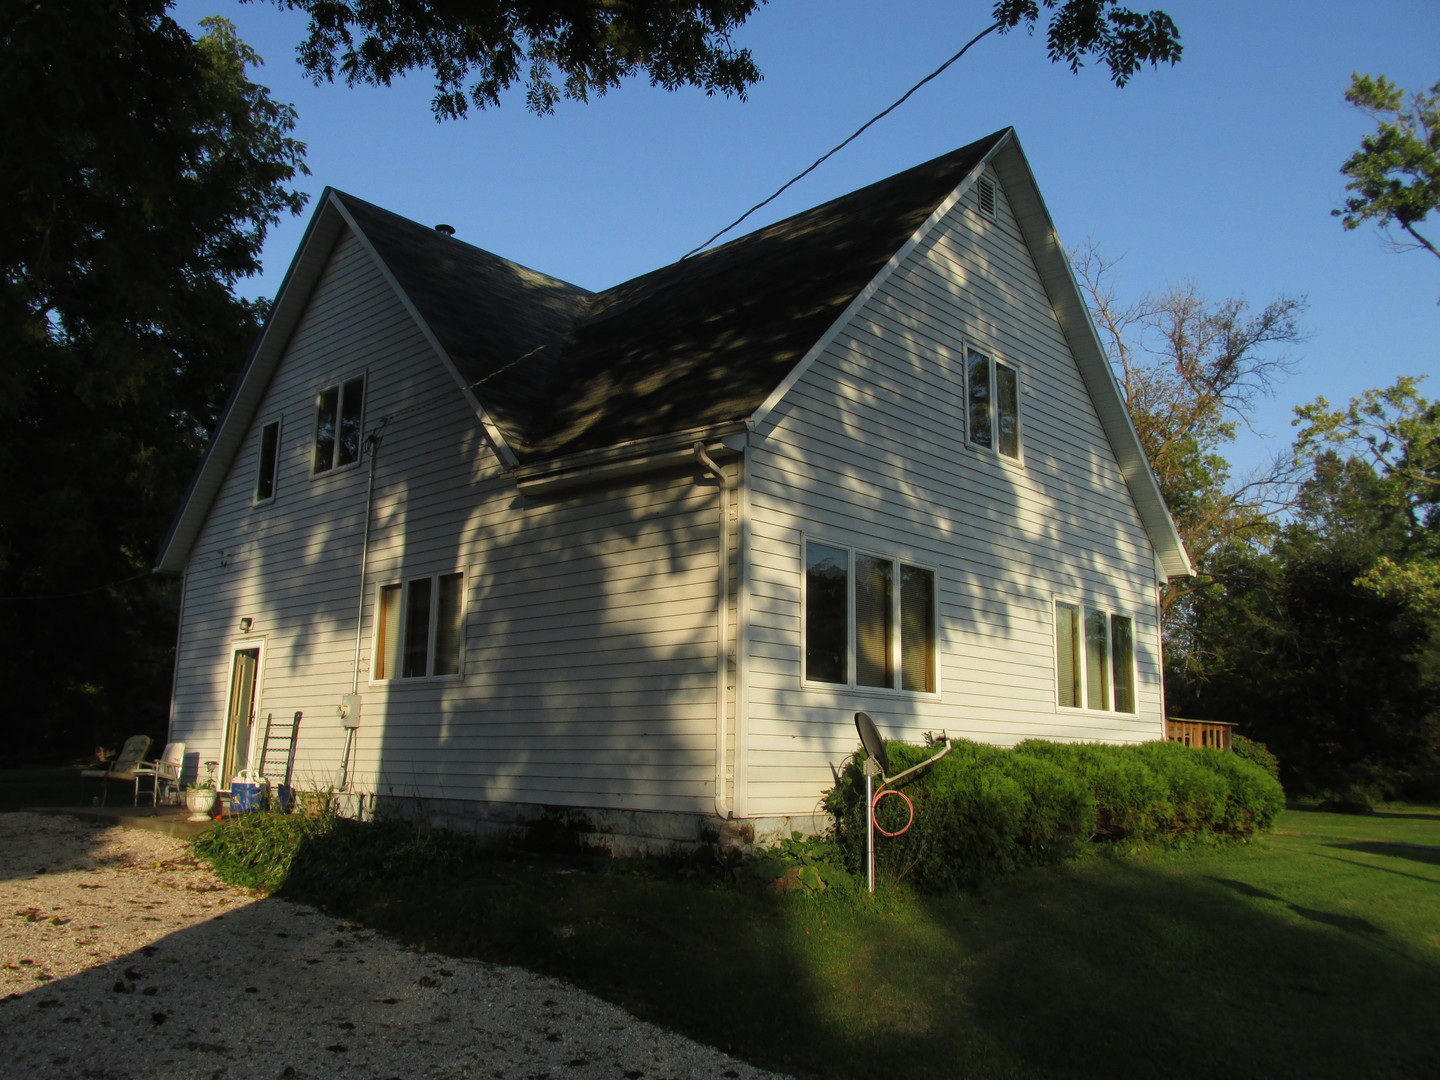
6, 767, 1431, 1079
204, 804, 1439, 1080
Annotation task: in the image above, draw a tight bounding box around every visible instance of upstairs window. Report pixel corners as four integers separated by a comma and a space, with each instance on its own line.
967, 350, 1020, 459
254, 420, 280, 503
374, 572, 464, 680
314, 376, 365, 474
805, 543, 936, 694
1056, 602, 1135, 713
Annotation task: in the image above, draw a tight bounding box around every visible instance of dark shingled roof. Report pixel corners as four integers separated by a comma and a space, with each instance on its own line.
339, 129, 1006, 464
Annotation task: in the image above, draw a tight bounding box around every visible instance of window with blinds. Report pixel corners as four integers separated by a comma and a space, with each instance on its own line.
374, 572, 464, 680
1055, 601, 1135, 713
804, 542, 936, 694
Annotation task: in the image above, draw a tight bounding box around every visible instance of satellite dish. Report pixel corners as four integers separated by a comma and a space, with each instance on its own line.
854, 711, 890, 776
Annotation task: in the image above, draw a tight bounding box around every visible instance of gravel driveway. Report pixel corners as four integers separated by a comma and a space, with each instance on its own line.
0, 812, 788, 1080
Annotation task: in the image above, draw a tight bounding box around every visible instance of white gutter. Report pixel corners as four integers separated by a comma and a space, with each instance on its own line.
694, 441, 736, 819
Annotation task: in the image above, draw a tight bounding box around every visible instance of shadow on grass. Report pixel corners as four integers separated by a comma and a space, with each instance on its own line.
233, 819, 1440, 1080
1326, 840, 1440, 869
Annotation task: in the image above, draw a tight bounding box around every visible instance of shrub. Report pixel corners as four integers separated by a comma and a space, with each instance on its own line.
1014, 741, 1169, 838
826, 736, 1286, 892
1232, 734, 1282, 783
1191, 747, 1286, 835
1133, 740, 1230, 837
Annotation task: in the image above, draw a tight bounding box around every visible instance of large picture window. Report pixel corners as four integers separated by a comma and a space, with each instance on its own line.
374, 572, 464, 679
1056, 602, 1135, 713
805, 543, 936, 693
967, 349, 1020, 458
314, 376, 365, 474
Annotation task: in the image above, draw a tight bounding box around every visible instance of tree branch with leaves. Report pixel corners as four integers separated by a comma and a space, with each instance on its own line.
259, 1, 1183, 119
1072, 243, 1306, 650
1334, 73, 1440, 266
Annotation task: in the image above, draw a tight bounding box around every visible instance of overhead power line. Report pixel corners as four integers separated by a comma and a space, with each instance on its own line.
681, 21, 1003, 260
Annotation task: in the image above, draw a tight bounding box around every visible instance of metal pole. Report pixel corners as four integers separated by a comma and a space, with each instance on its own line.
865, 768, 875, 894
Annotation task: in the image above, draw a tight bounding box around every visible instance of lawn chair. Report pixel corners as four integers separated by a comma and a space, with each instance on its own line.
131, 741, 185, 807
80, 735, 152, 806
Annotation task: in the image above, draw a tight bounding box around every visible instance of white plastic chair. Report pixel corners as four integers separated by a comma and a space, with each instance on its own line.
132, 741, 186, 807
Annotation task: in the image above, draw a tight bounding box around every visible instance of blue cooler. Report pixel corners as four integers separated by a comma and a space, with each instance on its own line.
229, 770, 268, 813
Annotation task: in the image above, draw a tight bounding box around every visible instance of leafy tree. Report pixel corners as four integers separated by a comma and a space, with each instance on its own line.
1, 3, 307, 762
1171, 383, 1440, 799
1334, 73, 1440, 265
1295, 376, 1440, 613
1072, 244, 1305, 657
262, 0, 1182, 119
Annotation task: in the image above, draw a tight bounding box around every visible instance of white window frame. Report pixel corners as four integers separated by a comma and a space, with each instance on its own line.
1055, 599, 1137, 714
965, 348, 1021, 460
802, 540, 939, 696
254, 418, 281, 505
313, 374, 366, 475
372, 571, 465, 681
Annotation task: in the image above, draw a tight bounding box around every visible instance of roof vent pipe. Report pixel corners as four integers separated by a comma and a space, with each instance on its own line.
434, 223, 455, 236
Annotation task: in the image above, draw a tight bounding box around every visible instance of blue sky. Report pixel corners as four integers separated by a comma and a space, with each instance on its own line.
175, 0, 1437, 475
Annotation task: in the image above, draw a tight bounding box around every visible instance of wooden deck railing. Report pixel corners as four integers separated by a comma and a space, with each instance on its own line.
1165, 717, 1234, 750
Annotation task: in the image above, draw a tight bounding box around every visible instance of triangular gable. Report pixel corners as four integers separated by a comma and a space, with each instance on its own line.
155, 188, 580, 573
748, 131, 1191, 579
159, 133, 1189, 580
155, 195, 347, 575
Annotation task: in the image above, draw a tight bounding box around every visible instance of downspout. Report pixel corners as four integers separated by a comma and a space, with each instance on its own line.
694, 442, 735, 818
342, 423, 385, 793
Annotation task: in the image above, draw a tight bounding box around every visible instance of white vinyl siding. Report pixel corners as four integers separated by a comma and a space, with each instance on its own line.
742, 166, 1166, 817
170, 229, 726, 814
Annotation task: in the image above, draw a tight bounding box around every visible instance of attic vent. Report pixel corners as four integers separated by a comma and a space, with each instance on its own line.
434, 223, 456, 236
977, 178, 997, 220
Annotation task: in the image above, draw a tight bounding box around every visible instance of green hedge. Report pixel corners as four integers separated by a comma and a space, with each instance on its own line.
825, 737, 1284, 892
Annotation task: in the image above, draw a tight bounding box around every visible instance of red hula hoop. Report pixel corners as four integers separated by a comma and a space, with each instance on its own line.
872, 787, 915, 837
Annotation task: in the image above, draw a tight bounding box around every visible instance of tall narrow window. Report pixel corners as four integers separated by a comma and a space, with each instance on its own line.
967, 350, 992, 450
314, 376, 365, 473
804, 542, 936, 694
1056, 601, 1135, 713
805, 545, 848, 685
967, 350, 1021, 459
1055, 603, 1081, 708
255, 420, 280, 503
374, 572, 465, 680
1111, 614, 1135, 713
900, 566, 936, 693
855, 555, 894, 688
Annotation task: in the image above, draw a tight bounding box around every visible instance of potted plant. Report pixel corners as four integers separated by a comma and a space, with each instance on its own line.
185, 761, 219, 821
